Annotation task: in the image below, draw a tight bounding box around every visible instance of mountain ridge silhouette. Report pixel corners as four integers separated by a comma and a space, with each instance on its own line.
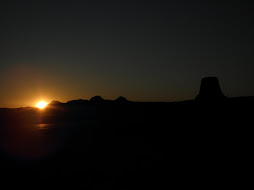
33, 77, 252, 108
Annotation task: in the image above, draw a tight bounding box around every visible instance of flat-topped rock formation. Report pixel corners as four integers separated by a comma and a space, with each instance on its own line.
195, 77, 226, 102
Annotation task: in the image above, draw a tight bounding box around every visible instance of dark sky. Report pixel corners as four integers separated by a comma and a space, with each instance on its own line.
1, 0, 254, 107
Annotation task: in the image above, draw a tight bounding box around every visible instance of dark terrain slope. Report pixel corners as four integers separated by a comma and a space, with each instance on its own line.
0, 79, 252, 189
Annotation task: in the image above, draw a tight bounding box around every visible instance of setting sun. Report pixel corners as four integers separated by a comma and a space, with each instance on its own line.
36, 101, 48, 109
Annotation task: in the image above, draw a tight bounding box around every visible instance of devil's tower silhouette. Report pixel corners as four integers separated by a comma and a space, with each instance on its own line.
195, 77, 226, 102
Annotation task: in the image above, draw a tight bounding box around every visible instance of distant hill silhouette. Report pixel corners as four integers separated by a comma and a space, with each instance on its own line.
195, 77, 226, 102
89, 96, 104, 104
114, 96, 130, 104
67, 99, 89, 105
45, 96, 130, 108
49, 100, 63, 105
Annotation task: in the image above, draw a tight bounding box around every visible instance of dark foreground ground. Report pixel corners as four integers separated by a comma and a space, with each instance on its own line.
0, 98, 253, 189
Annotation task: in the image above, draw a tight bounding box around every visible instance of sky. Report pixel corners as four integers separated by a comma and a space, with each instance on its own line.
1, 0, 254, 107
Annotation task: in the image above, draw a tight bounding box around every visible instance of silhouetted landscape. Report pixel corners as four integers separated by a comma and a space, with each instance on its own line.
1, 0, 254, 188
0, 77, 253, 189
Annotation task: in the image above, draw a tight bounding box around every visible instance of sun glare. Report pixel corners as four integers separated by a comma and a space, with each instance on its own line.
36, 101, 47, 109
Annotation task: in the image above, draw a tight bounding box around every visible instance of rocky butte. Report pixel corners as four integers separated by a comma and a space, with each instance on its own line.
195, 77, 226, 102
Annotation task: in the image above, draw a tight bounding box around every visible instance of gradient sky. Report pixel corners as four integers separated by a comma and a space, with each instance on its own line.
1, 0, 254, 107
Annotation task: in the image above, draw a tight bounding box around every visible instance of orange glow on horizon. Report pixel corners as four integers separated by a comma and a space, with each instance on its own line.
36, 101, 48, 109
